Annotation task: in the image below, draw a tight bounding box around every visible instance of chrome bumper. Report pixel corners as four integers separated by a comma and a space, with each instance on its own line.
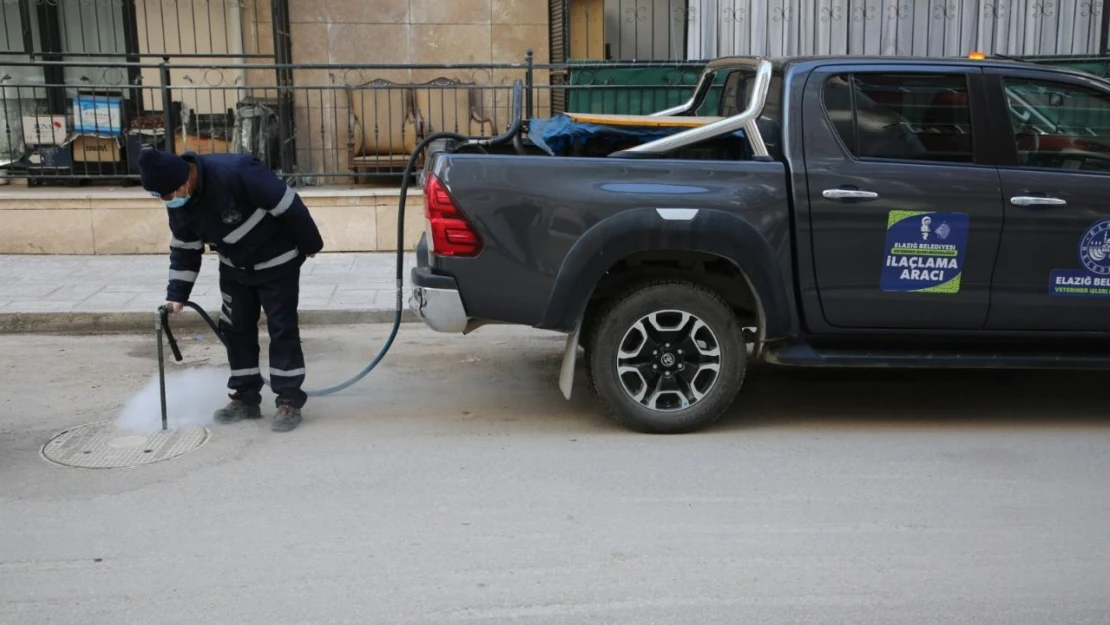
409, 284, 468, 333
409, 234, 469, 333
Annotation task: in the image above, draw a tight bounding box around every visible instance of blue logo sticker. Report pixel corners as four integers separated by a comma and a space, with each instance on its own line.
880, 211, 969, 294
1049, 218, 1110, 298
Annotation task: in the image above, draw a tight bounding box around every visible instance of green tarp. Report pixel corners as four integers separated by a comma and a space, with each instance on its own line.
565, 63, 721, 115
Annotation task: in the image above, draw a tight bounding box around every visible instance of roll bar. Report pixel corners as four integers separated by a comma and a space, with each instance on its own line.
613, 58, 773, 159
649, 70, 717, 117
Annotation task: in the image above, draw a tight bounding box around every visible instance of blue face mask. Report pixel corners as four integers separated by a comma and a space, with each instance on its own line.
164, 194, 189, 209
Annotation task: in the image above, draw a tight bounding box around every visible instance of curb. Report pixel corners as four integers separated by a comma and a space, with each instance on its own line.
0, 308, 419, 335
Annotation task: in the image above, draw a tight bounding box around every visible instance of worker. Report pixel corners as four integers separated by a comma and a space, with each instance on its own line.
138, 148, 324, 433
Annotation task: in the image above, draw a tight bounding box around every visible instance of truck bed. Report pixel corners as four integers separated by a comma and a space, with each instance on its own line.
423, 151, 793, 332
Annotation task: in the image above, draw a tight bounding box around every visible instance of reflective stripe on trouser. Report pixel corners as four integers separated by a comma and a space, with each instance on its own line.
218, 268, 307, 409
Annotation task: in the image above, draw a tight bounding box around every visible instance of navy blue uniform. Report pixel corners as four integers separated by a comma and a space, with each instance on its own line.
164, 152, 324, 409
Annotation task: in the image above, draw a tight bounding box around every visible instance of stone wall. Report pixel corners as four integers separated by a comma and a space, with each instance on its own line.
284, 0, 550, 180
0, 188, 422, 255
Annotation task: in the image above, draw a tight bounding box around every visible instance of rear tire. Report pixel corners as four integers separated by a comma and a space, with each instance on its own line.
586, 280, 746, 434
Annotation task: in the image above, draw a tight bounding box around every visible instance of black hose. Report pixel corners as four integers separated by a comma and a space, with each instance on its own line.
469, 80, 523, 148
158, 80, 526, 398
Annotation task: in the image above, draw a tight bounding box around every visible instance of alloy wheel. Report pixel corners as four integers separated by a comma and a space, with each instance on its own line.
615, 309, 722, 412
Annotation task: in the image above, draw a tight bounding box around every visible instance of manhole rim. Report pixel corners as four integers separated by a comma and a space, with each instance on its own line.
40, 419, 212, 470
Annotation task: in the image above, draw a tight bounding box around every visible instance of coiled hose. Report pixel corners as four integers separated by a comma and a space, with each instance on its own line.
158, 80, 525, 398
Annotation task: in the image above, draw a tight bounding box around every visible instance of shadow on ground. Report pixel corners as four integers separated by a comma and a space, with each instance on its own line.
713, 364, 1107, 432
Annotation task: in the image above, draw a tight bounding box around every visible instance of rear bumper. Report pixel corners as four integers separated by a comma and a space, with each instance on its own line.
408, 236, 469, 333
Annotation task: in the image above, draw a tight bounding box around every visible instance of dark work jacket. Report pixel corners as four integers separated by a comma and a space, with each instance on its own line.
165, 152, 324, 303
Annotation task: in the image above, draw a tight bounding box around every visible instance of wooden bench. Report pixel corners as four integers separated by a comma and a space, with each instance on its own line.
346, 77, 495, 183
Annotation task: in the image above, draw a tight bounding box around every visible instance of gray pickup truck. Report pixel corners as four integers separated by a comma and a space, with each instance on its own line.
408, 54, 1110, 434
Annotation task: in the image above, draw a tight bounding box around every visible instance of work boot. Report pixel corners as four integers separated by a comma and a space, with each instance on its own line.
272, 402, 303, 433
213, 395, 262, 424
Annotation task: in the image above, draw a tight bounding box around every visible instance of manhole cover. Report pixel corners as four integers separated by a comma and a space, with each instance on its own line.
42, 420, 210, 469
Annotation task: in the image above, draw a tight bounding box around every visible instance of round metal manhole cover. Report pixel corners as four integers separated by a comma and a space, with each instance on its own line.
42, 420, 210, 469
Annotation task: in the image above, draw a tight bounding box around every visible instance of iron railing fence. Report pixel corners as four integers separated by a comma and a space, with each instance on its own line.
7, 52, 1110, 186
0, 54, 723, 185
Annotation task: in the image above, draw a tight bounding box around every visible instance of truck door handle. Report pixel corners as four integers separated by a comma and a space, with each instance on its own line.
1011, 195, 1067, 207
822, 188, 879, 200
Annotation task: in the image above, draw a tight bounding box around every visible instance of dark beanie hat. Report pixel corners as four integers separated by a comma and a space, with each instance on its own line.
138, 148, 189, 196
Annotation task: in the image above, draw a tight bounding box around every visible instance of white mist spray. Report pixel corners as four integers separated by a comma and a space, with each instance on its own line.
117, 367, 235, 433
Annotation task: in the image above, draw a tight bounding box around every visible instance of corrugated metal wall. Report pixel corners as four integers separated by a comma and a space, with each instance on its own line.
686, 0, 1106, 60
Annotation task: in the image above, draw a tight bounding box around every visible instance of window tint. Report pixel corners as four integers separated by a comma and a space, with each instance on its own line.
1003, 77, 1110, 173
823, 73, 974, 163
715, 70, 747, 116
718, 69, 782, 120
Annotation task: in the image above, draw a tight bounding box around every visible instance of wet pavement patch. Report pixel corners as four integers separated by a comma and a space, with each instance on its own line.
41, 420, 209, 469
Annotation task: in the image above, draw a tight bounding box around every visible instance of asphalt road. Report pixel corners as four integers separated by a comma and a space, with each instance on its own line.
2, 324, 1109, 625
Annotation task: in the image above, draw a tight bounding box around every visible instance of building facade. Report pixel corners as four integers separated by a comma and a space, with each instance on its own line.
554, 0, 1108, 62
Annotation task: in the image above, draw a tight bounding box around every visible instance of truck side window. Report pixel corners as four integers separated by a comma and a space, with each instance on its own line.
1003, 77, 1110, 173
823, 73, 973, 164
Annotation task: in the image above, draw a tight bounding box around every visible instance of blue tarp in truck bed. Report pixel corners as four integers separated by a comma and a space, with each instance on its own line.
526, 113, 746, 156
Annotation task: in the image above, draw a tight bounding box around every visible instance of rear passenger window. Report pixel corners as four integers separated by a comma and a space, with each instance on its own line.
718, 69, 785, 159
823, 73, 974, 163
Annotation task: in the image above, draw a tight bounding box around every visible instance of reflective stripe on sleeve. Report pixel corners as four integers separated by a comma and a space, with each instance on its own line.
170, 237, 204, 250
169, 269, 198, 283
269, 187, 296, 217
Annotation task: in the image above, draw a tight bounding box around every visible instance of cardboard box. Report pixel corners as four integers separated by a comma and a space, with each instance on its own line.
72, 94, 123, 134
22, 115, 67, 146
69, 134, 122, 163
174, 129, 232, 155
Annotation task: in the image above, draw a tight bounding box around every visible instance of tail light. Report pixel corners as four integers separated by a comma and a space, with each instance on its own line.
423, 174, 482, 257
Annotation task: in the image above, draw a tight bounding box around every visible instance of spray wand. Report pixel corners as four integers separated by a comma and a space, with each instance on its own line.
153, 80, 525, 430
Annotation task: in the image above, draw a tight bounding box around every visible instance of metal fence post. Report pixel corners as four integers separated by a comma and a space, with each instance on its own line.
271, 0, 296, 179
160, 61, 175, 154
525, 49, 534, 119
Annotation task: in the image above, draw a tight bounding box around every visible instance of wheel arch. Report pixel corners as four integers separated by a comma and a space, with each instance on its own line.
538, 207, 792, 351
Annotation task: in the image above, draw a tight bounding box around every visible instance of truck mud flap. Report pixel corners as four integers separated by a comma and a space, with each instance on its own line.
558, 321, 582, 400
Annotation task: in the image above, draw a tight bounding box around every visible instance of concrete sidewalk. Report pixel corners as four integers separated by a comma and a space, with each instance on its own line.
0, 252, 416, 333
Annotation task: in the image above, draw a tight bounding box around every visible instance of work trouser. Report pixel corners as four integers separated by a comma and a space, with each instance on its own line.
218, 268, 307, 409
